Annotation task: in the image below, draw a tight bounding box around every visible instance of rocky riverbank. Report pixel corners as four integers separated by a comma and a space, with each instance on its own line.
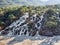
0, 35, 60, 45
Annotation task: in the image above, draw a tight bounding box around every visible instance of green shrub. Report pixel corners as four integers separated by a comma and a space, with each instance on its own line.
8, 14, 16, 20
0, 21, 5, 25
20, 6, 29, 14
49, 16, 57, 21
46, 9, 55, 15
46, 21, 58, 28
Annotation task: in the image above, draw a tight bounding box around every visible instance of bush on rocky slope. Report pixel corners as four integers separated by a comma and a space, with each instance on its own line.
46, 21, 58, 28
0, 5, 60, 36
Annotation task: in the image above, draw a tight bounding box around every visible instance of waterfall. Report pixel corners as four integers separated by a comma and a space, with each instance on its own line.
35, 15, 44, 29
56, 12, 60, 22
0, 12, 44, 37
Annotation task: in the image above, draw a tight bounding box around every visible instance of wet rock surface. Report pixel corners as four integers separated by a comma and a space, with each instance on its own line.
0, 10, 60, 36
0, 36, 60, 45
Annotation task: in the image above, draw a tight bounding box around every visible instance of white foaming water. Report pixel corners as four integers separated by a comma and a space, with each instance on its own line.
0, 12, 44, 37
9, 13, 29, 28
56, 12, 60, 22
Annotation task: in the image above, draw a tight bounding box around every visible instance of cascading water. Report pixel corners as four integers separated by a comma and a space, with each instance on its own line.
0, 12, 44, 37
56, 12, 60, 22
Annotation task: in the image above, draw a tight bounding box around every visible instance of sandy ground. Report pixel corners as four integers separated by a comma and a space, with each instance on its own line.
0, 36, 15, 45
54, 41, 60, 45
0, 36, 60, 45
0, 36, 45, 45
13, 39, 45, 45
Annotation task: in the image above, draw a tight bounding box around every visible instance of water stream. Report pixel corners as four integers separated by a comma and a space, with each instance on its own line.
0, 12, 44, 37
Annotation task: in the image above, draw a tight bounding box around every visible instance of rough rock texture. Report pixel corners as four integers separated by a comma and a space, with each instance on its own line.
0, 36, 60, 45
0, 36, 15, 45
13, 39, 44, 45
39, 9, 60, 36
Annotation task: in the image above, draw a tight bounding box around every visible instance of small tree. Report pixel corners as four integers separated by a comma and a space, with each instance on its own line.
8, 14, 16, 20
49, 16, 57, 21
0, 21, 5, 25
46, 21, 58, 28
0, 21, 5, 30
46, 9, 55, 15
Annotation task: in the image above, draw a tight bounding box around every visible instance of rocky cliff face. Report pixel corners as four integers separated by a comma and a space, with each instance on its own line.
0, 8, 60, 37
39, 9, 60, 36
0, 12, 44, 36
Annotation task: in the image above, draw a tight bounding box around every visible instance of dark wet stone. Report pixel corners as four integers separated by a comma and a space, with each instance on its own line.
14, 30, 20, 35
37, 23, 40, 27
53, 29, 60, 35
1, 31, 9, 35
39, 30, 53, 37
29, 30, 37, 36
24, 30, 27, 35
44, 31, 53, 36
